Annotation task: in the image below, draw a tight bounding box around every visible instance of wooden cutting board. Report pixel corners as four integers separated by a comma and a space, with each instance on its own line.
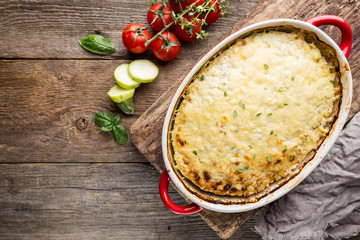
130, 0, 360, 238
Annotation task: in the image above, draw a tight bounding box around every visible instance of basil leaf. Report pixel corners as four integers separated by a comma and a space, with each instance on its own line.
112, 124, 128, 145
94, 111, 113, 130
112, 114, 121, 125
101, 125, 113, 132
116, 97, 134, 115
78, 35, 115, 55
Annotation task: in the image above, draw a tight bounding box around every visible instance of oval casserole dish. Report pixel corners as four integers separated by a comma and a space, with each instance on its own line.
161, 18, 352, 213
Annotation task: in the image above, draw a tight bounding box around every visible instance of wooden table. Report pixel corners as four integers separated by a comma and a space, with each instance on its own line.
1, 1, 360, 239
0, 0, 261, 239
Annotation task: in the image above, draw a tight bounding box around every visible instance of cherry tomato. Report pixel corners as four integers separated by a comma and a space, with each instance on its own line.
122, 23, 152, 54
147, 3, 174, 32
200, 0, 221, 24
168, 0, 204, 13
151, 31, 180, 61
174, 16, 202, 42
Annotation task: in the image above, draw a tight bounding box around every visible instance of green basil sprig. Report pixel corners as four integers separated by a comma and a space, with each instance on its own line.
78, 35, 115, 55
116, 97, 135, 115
94, 111, 128, 145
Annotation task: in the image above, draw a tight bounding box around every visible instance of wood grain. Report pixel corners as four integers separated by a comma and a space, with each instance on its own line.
1, 0, 359, 239
130, 0, 360, 238
0, 0, 262, 238
0, 163, 260, 240
0, 0, 258, 164
0, 0, 258, 59
0, 59, 192, 163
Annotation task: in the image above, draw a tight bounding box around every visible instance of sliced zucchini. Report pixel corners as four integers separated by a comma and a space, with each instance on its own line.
114, 64, 141, 89
128, 59, 159, 83
107, 85, 135, 103
116, 97, 134, 115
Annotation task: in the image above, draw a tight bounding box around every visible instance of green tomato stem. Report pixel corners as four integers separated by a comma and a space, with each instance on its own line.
144, 0, 202, 47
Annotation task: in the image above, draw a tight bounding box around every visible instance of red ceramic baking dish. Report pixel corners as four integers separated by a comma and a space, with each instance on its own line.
159, 15, 353, 214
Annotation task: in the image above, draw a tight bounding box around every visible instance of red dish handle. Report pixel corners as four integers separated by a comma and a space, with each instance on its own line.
306, 15, 352, 58
159, 169, 204, 215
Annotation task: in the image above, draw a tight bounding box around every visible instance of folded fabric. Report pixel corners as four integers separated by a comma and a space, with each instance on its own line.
255, 111, 360, 240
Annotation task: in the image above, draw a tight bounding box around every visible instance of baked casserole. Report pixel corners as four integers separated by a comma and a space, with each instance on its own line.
171, 29, 341, 197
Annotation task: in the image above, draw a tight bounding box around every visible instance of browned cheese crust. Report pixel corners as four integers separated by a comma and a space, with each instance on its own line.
171, 30, 340, 196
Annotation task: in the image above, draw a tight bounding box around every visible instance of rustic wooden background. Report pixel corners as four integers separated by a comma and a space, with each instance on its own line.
130, 0, 360, 238
0, 0, 261, 239
1, 0, 359, 239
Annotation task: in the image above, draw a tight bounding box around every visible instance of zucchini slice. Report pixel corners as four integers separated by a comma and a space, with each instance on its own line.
114, 64, 141, 89
128, 59, 159, 83
107, 85, 135, 103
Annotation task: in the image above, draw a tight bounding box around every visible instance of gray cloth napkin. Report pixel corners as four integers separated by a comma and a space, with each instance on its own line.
255, 111, 360, 240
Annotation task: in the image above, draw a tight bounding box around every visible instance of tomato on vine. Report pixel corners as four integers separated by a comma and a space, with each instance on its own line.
151, 31, 180, 61
174, 16, 202, 42
147, 3, 174, 32
201, 0, 221, 24
122, 23, 152, 54
120, 0, 230, 60
168, 0, 204, 13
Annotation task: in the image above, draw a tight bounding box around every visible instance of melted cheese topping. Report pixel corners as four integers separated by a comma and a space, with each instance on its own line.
171, 31, 340, 197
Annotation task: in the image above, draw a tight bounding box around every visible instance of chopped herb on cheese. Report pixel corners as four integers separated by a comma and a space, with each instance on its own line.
239, 101, 246, 109
283, 145, 288, 153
